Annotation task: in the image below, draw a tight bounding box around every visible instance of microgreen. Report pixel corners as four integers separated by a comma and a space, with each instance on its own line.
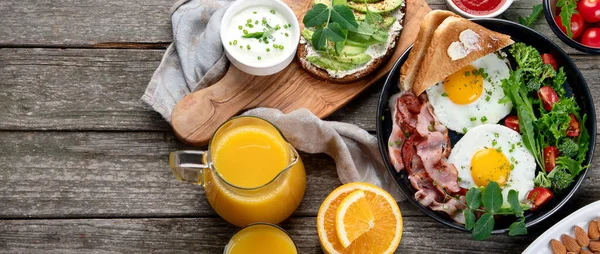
303, 3, 357, 50
463, 182, 529, 240
518, 4, 543, 28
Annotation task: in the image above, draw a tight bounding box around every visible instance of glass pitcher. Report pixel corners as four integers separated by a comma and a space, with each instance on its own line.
169, 116, 306, 227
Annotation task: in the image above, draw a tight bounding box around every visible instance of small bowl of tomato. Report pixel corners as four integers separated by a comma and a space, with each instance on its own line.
543, 0, 600, 54
446, 0, 514, 18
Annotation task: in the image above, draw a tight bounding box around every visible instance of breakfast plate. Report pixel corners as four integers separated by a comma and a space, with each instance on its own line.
522, 200, 600, 254
376, 18, 596, 233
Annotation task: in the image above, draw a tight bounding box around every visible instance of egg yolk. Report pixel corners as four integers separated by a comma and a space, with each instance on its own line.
443, 65, 484, 105
471, 148, 511, 187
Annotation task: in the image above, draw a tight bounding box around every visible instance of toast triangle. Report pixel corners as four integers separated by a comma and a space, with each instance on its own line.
412, 16, 514, 95
399, 10, 459, 92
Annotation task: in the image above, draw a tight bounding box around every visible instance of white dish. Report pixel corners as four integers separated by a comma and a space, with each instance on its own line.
220, 0, 300, 76
522, 200, 600, 254
445, 0, 514, 18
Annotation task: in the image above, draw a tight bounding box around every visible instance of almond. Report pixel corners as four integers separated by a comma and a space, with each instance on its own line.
576, 226, 591, 247
552, 239, 568, 254
590, 221, 600, 240
563, 234, 582, 252
581, 250, 594, 254
591, 241, 600, 252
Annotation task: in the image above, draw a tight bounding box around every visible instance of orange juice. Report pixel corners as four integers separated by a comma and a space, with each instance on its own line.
204, 119, 306, 227
225, 224, 298, 254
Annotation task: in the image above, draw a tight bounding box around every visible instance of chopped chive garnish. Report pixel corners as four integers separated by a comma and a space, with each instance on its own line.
247, 19, 252, 23
238, 25, 243, 30
279, 45, 284, 49
481, 116, 488, 122
243, 29, 248, 34
233, 40, 237, 45
285, 32, 289, 37
470, 117, 476, 121
266, 48, 270, 52
273, 44, 278, 48
463, 127, 468, 133
270, 10, 275, 14
253, 11, 257, 14
247, 45, 251, 50
248, 24, 254, 28
258, 56, 262, 60
228, 41, 232, 45
441, 92, 448, 97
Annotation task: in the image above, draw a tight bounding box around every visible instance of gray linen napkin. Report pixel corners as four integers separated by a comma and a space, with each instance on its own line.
141, 0, 404, 200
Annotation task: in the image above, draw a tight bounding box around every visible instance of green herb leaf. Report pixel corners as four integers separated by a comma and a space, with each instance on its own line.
331, 5, 358, 30
465, 210, 476, 231
312, 27, 327, 50
326, 22, 346, 42
472, 213, 495, 240
518, 4, 543, 28
242, 32, 264, 39
508, 219, 528, 236
303, 3, 330, 28
482, 182, 503, 213
552, 67, 567, 97
507, 190, 523, 217
466, 187, 482, 210
557, 0, 578, 38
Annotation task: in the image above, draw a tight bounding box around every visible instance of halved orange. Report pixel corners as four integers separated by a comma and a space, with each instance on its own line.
317, 182, 403, 254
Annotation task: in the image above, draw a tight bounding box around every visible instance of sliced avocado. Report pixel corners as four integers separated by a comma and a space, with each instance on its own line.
302, 29, 314, 41
354, 13, 396, 27
339, 45, 367, 56
333, 53, 372, 65
307, 56, 355, 71
348, 0, 403, 14
345, 39, 370, 47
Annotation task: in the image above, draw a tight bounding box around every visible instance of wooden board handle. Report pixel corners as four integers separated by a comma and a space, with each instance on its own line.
171, 66, 258, 145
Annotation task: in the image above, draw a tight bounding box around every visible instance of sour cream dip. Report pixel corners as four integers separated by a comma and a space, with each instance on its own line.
221, 0, 299, 76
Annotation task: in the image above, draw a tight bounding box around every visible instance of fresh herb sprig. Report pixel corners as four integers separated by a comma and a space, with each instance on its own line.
557, 0, 579, 38
518, 4, 543, 28
302, 2, 358, 50
464, 182, 529, 240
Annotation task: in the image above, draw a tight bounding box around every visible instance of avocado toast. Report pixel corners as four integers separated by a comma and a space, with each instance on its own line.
298, 0, 405, 83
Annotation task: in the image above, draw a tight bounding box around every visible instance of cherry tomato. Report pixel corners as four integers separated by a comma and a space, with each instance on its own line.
504, 115, 520, 132
538, 86, 559, 111
527, 187, 553, 210
555, 13, 585, 39
581, 28, 600, 48
544, 146, 559, 173
541, 53, 558, 70
578, 0, 600, 23
567, 114, 581, 137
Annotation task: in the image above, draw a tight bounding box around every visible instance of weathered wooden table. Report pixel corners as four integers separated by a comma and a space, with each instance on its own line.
0, 0, 598, 253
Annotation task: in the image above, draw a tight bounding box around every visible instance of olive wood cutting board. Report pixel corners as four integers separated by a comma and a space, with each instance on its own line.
171, 0, 432, 145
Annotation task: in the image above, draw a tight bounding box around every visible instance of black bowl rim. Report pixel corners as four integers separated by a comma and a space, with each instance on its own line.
542, 0, 600, 54
376, 18, 597, 234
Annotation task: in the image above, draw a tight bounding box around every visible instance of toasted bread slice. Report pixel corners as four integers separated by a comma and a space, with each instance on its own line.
399, 10, 458, 91
297, 5, 405, 83
411, 17, 514, 95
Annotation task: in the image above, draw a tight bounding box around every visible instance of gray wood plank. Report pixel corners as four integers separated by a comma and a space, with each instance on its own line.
0, 214, 585, 254
0, 131, 599, 219
0, 0, 585, 55
1, 48, 600, 132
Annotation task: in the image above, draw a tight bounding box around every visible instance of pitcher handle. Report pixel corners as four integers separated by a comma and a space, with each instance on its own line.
169, 150, 208, 185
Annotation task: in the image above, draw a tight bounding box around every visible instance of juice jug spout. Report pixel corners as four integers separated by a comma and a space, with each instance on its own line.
169, 150, 208, 185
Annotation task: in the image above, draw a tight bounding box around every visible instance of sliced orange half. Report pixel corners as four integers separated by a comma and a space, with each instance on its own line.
317, 182, 403, 254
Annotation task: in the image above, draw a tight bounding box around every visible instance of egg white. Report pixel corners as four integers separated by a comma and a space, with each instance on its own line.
427, 53, 512, 134
449, 124, 536, 205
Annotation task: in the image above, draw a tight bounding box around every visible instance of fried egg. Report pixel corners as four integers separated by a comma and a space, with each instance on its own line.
449, 124, 536, 205
427, 53, 512, 134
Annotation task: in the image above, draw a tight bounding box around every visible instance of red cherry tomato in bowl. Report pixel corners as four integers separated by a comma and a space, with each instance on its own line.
504, 115, 520, 132
555, 13, 585, 39
567, 114, 581, 137
544, 146, 559, 173
581, 28, 600, 48
527, 187, 553, 210
538, 86, 559, 111
578, 0, 600, 23
541, 53, 558, 70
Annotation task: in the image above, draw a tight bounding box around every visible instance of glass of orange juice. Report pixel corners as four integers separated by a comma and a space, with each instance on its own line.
224, 223, 298, 254
169, 116, 306, 227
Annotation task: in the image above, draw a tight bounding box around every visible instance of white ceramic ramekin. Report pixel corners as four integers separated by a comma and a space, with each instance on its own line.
445, 0, 514, 19
220, 0, 300, 76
